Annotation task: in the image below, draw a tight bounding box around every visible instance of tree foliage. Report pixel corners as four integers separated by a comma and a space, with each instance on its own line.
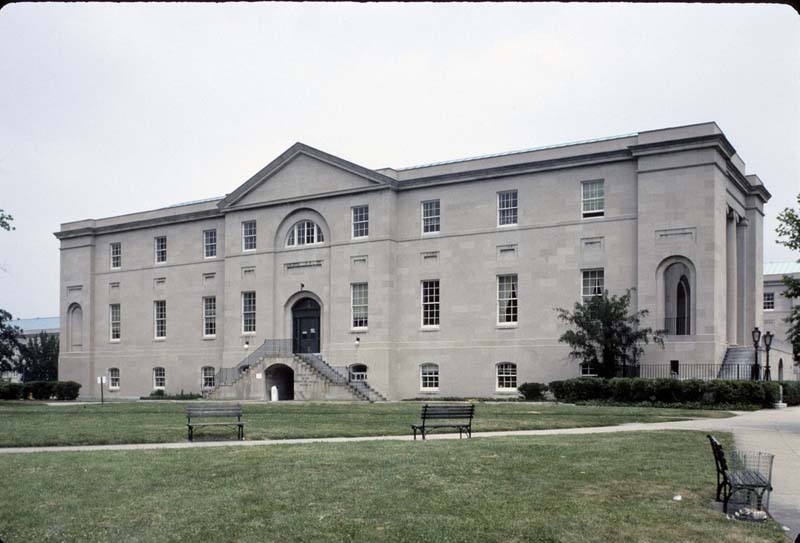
556, 290, 664, 378
19, 331, 59, 382
776, 193, 800, 362
0, 309, 22, 374
0, 209, 14, 231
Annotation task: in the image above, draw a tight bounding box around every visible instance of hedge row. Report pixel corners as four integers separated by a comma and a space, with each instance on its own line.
518, 378, 800, 408
0, 381, 81, 401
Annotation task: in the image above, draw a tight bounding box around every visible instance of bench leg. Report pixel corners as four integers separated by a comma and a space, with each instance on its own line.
459, 428, 462, 439
188, 426, 193, 442
412, 427, 417, 441
422, 428, 426, 441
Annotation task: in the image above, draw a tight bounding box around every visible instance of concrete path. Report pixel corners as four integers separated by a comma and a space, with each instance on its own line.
2, 407, 798, 538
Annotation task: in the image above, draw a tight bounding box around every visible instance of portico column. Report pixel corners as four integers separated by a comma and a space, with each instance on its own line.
726, 209, 738, 345
736, 217, 749, 343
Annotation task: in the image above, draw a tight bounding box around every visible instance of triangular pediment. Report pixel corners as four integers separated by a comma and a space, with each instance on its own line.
220, 143, 395, 209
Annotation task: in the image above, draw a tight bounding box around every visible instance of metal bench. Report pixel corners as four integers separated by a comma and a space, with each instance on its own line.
707, 434, 772, 513
187, 405, 245, 442
411, 404, 475, 440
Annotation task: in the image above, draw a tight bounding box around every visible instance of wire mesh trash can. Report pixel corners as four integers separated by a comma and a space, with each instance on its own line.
727, 450, 774, 513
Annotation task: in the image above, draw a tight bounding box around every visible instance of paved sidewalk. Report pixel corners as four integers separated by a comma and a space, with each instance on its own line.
2, 407, 797, 538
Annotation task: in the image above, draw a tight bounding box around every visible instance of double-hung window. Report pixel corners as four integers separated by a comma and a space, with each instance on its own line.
497, 274, 518, 325
110, 242, 122, 269
581, 180, 604, 218
108, 368, 120, 390
109, 304, 121, 341
242, 291, 256, 333
420, 364, 440, 391
153, 367, 166, 389
496, 363, 517, 390
154, 300, 167, 339
352, 205, 369, 238
203, 296, 217, 337
497, 190, 518, 226
764, 292, 775, 311
204, 229, 217, 258
422, 200, 440, 234
351, 283, 368, 329
201, 366, 215, 389
581, 269, 604, 302
155, 236, 167, 263
421, 280, 440, 327
242, 221, 257, 251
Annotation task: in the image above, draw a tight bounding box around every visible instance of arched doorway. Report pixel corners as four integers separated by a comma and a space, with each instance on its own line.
292, 298, 320, 353
349, 364, 368, 382
264, 363, 294, 401
676, 276, 691, 335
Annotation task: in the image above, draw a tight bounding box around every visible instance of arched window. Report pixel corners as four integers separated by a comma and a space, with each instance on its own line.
496, 362, 517, 390
661, 258, 694, 336
349, 364, 368, 382
153, 367, 166, 390
778, 358, 784, 381
286, 220, 325, 247
67, 303, 83, 352
201, 366, 215, 390
108, 368, 120, 390
420, 363, 439, 391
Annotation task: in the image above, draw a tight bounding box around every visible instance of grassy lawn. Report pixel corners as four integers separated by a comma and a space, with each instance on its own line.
0, 401, 732, 447
0, 431, 785, 543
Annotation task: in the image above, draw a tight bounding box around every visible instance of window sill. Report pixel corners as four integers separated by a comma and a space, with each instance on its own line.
203, 336, 217, 341
496, 323, 518, 329
154, 261, 167, 265
581, 213, 605, 220
241, 332, 256, 337
497, 223, 518, 229
419, 389, 439, 393
153, 338, 166, 342
421, 232, 441, 237
495, 389, 519, 394
204, 256, 217, 260
351, 236, 369, 242
350, 328, 368, 333
109, 339, 121, 343
420, 326, 440, 332
109, 387, 120, 392
110, 267, 121, 271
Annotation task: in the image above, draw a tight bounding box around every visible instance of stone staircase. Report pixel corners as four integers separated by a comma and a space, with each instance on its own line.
208, 340, 386, 402
719, 345, 758, 380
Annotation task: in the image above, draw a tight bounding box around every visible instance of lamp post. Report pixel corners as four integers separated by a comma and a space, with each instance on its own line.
763, 331, 773, 381
751, 327, 761, 381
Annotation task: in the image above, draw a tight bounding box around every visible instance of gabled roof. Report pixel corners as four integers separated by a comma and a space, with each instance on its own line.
218, 142, 397, 209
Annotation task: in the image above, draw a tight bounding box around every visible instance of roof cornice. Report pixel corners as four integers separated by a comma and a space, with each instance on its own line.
53, 208, 222, 240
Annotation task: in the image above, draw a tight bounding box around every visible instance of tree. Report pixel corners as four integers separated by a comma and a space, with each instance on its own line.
556, 290, 664, 378
776, 193, 800, 362
0, 209, 14, 231
19, 331, 59, 381
0, 309, 22, 375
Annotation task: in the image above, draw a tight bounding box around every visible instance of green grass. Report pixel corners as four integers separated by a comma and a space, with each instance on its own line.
0, 401, 732, 447
0, 431, 785, 542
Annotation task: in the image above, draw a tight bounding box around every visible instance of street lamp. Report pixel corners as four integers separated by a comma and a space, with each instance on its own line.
751, 327, 761, 381
763, 331, 773, 381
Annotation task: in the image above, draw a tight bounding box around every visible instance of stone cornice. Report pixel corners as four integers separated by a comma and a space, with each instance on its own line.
54, 209, 222, 240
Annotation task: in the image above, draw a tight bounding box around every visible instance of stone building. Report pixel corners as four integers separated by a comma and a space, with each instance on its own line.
55, 122, 775, 400
762, 262, 799, 378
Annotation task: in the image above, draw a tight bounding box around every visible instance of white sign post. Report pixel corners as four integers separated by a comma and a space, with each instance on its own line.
96, 375, 106, 404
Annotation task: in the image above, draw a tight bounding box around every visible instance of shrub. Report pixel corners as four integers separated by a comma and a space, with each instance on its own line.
22, 381, 55, 400
548, 378, 610, 402
518, 382, 548, 401
140, 390, 202, 400
777, 381, 800, 406
52, 381, 81, 400
0, 382, 23, 400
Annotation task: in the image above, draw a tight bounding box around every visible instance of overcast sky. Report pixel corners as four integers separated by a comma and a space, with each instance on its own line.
0, 2, 798, 319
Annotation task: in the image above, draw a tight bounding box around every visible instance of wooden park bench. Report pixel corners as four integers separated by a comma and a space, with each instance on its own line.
707, 434, 772, 513
186, 404, 245, 442
411, 404, 475, 440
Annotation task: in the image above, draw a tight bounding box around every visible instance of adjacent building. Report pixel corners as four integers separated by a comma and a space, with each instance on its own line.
763, 262, 799, 378
2, 317, 60, 383
55, 122, 777, 400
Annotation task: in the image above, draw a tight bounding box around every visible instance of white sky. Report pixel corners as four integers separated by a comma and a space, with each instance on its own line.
0, 2, 798, 318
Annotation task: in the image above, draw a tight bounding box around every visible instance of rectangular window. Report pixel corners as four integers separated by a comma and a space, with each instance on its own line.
204, 229, 217, 258
155, 236, 167, 263
154, 300, 166, 339
497, 190, 518, 226
109, 368, 120, 390
203, 296, 216, 337
582, 269, 605, 302
352, 205, 369, 238
351, 283, 368, 329
242, 291, 256, 333
153, 367, 166, 389
497, 274, 518, 324
109, 304, 121, 341
420, 364, 439, 391
764, 292, 775, 310
422, 200, 440, 234
110, 242, 122, 269
242, 221, 257, 251
421, 280, 440, 327
202, 367, 215, 389
496, 363, 517, 390
582, 180, 605, 218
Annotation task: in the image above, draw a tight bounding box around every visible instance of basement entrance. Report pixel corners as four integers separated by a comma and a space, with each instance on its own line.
264, 363, 294, 401
292, 297, 320, 354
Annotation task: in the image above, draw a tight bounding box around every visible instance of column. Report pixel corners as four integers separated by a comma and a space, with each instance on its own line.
736, 217, 748, 343
726, 209, 738, 345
